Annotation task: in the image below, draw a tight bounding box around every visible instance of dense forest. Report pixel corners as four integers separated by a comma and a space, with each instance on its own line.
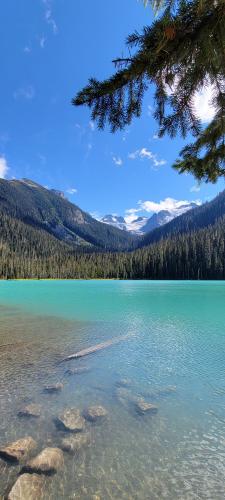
1, 209, 225, 280
0, 179, 225, 280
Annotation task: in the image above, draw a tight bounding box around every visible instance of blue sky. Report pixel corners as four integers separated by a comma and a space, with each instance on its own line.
0, 0, 224, 220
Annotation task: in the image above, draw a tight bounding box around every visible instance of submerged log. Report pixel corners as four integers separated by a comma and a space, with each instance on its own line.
61, 334, 130, 362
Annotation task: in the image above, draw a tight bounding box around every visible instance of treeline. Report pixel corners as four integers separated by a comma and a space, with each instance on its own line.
1, 209, 225, 280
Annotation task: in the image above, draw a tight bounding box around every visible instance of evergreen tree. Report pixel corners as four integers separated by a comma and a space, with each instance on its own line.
73, 0, 225, 182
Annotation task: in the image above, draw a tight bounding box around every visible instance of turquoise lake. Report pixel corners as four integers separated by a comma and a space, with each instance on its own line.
0, 280, 225, 499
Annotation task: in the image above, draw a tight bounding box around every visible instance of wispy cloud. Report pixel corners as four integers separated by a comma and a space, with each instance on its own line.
147, 104, 153, 116
190, 184, 201, 193
24, 46, 31, 54
112, 156, 123, 166
74, 121, 95, 157
42, 0, 58, 34
128, 147, 166, 168
0, 156, 9, 178
124, 208, 141, 224
90, 211, 101, 220
89, 121, 95, 131
13, 85, 35, 100
39, 35, 46, 48
66, 188, 78, 195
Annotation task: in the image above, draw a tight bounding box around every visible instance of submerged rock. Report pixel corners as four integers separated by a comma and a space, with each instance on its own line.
8, 473, 46, 500
60, 432, 91, 454
157, 385, 176, 396
115, 387, 158, 416
0, 437, 37, 463
83, 406, 108, 422
116, 387, 138, 405
55, 408, 85, 432
65, 366, 90, 376
18, 404, 41, 418
43, 383, 63, 393
141, 385, 177, 400
22, 447, 64, 475
115, 378, 132, 388
135, 399, 158, 415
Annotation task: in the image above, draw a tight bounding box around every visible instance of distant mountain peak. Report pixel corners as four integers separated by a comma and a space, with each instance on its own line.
0, 177, 135, 251
100, 202, 199, 235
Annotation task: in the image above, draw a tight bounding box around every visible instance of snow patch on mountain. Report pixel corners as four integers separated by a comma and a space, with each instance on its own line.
100, 202, 200, 235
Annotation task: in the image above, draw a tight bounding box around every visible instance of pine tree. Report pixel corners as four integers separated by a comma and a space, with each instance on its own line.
73, 0, 225, 182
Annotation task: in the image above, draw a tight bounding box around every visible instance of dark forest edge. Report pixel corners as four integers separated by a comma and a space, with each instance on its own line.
1, 215, 225, 280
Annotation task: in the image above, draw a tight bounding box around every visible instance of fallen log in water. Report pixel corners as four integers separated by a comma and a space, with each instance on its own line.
61, 334, 130, 362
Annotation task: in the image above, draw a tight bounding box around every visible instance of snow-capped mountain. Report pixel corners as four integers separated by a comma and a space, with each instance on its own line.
101, 215, 127, 231
100, 202, 199, 235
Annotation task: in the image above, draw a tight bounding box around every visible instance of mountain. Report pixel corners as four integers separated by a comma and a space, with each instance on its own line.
101, 202, 198, 235
0, 183, 225, 279
140, 190, 224, 247
101, 214, 127, 231
0, 178, 136, 251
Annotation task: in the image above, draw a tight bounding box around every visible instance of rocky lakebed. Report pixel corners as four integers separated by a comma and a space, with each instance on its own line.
0, 356, 177, 499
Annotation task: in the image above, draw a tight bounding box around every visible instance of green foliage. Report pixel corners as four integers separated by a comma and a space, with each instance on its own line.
73, 0, 225, 182
1, 186, 225, 280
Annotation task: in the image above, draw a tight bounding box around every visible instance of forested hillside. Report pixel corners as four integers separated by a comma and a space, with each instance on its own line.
0, 179, 225, 280
0, 179, 136, 251
141, 190, 225, 246
1, 210, 225, 280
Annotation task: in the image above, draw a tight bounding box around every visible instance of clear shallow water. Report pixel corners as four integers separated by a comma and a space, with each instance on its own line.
0, 281, 225, 499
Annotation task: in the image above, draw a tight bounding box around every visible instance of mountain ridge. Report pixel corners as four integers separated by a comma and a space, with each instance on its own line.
100, 202, 199, 235
0, 178, 136, 251
0, 179, 225, 279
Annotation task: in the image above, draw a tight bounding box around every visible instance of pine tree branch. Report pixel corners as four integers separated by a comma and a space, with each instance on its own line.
73, 0, 225, 181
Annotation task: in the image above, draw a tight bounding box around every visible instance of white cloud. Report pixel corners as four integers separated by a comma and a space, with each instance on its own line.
14, 85, 35, 100
138, 197, 201, 214
89, 121, 95, 131
46, 10, 58, 34
66, 188, 78, 195
0, 156, 9, 178
112, 156, 123, 166
190, 184, 201, 193
128, 147, 166, 168
124, 208, 140, 224
24, 46, 31, 54
42, 0, 58, 34
90, 211, 101, 220
39, 36, 46, 48
147, 104, 153, 116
